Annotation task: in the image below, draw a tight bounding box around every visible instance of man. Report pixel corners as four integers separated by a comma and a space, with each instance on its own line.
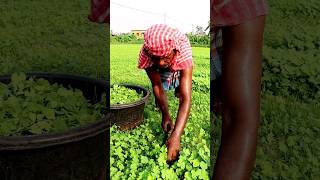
138, 24, 193, 163
211, 0, 268, 179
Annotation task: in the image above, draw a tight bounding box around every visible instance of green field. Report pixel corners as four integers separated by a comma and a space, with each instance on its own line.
246, 1, 320, 179
1, 0, 319, 179
0, 0, 108, 79
110, 44, 211, 179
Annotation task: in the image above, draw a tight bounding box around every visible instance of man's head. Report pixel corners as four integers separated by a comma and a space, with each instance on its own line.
144, 48, 177, 68
142, 24, 178, 68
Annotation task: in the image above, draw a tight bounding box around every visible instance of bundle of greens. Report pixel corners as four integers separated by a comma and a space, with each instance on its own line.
0, 73, 105, 136
110, 85, 143, 105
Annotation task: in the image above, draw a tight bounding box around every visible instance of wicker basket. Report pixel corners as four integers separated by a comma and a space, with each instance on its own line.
110, 84, 150, 130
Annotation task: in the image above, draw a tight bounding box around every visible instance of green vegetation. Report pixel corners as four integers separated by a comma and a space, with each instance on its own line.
210, 1, 320, 179
0, 0, 318, 178
110, 33, 144, 44
110, 44, 210, 179
0, 0, 107, 136
110, 85, 143, 105
110, 33, 209, 47
186, 34, 210, 47
0, 73, 104, 136
212, 95, 320, 179
262, 0, 320, 102
0, 0, 108, 79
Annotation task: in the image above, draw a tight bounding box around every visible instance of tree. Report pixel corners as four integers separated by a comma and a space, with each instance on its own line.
195, 26, 205, 35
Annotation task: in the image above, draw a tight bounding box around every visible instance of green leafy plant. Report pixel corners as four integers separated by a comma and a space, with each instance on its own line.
262, 0, 320, 103
0, 72, 105, 136
110, 85, 143, 105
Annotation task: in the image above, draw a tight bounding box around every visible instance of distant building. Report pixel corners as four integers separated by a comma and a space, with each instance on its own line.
131, 30, 145, 39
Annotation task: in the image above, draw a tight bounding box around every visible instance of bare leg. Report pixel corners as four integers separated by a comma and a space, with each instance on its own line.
211, 77, 222, 115
213, 16, 266, 180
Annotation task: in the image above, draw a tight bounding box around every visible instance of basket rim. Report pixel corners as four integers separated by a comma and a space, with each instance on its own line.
110, 84, 150, 110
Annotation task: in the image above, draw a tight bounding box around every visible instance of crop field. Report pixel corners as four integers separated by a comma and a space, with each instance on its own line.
248, 1, 320, 179
110, 44, 211, 179
0, 0, 108, 79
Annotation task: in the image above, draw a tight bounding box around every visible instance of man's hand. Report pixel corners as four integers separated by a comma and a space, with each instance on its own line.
162, 115, 174, 133
166, 133, 181, 163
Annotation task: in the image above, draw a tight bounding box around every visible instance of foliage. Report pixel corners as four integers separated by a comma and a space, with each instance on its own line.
187, 34, 210, 48
0, 0, 108, 80
110, 33, 144, 44
0, 73, 104, 136
262, 47, 320, 102
110, 85, 143, 105
111, 94, 210, 179
110, 44, 210, 179
211, 95, 320, 179
110, 33, 210, 47
262, 0, 320, 103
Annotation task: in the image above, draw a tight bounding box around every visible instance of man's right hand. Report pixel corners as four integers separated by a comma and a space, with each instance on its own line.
162, 115, 174, 133
145, 67, 173, 133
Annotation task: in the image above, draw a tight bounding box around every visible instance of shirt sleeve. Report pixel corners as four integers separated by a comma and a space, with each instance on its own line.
88, 0, 109, 23
137, 46, 153, 69
211, 0, 268, 27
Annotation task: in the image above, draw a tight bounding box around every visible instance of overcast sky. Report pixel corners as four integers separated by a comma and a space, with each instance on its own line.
110, 0, 209, 33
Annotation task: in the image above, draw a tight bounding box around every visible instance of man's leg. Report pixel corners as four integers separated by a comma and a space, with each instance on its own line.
211, 77, 222, 115
213, 15, 266, 180
211, 27, 223, 115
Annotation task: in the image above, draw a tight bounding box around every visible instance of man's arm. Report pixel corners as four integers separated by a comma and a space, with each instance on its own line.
172, 67, 193, 138
145, 67, 173, 132
167, 67, 193, 161
213, 16, 266, 179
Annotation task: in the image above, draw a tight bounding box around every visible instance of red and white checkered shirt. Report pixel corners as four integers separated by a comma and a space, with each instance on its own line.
138, 24, 193, 71
211, 0, 268, 26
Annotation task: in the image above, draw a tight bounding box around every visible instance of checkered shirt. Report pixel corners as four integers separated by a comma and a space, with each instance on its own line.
88, 0, 109, 23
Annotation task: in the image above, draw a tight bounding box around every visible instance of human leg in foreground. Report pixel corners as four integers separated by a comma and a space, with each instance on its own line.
213, 16, 266, 180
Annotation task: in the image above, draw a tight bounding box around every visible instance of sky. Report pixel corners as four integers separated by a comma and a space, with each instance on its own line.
110, 0, 210, 34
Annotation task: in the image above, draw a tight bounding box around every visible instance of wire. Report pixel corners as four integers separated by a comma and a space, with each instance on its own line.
110, 1, 209, 32
111, 2, 163, 16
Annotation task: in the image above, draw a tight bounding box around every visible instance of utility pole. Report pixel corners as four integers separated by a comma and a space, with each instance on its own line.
192, 24, 194, 35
